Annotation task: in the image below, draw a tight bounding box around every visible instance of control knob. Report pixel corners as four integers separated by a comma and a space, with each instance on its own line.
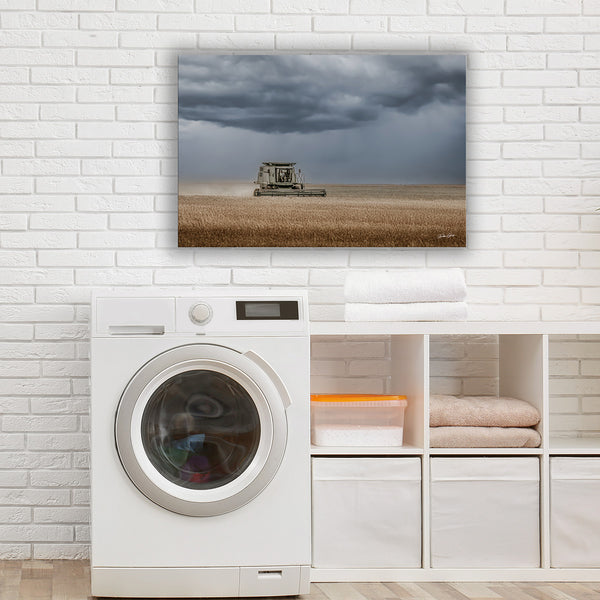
189, 302, 212, 325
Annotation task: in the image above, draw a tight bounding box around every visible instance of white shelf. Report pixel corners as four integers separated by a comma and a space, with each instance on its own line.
311, 567, 600, 583
311, 321, 600, 336
311, 444, 423, 456
550, 437, 600, 454
308, 326, 600, 580
312, 446, 543, 457
429, 447, 543, 456
311, 446, 543, 456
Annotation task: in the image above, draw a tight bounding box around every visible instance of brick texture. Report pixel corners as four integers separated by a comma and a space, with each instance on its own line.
0, 1, 598, 558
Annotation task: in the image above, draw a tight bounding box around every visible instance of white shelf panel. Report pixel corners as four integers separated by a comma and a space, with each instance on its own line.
311, 444, 423, 456
550, 437, 600, 454
429, 447, 543, 456
310, 567, 600, 582
312, 446, 543, 456
311, 321, 600, 336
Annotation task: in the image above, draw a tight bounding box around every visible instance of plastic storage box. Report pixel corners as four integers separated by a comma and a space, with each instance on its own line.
310, 394, 407, 447
312, 457, 422, 568
551, 457, 600, 567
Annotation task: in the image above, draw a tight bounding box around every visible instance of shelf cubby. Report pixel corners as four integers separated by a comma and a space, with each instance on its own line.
548, 334, 600, 454
428, 333, 546, 453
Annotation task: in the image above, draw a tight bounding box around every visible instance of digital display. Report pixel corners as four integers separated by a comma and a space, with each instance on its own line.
236, 301, 299, 321
245, 302, 280, 318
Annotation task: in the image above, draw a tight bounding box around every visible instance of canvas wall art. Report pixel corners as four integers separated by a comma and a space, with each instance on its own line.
178, 54, 466, 247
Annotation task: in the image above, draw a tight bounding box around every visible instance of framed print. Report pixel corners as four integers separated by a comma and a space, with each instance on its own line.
178, 54, 466, 247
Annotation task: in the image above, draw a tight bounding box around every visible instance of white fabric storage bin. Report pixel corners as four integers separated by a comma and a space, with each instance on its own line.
551, 457, 600, 568
430, 457, 540, 568
312, 457, 421, 568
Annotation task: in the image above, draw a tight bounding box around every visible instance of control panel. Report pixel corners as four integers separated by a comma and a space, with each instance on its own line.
175, 296, 307, 336
95, 293, 308, 337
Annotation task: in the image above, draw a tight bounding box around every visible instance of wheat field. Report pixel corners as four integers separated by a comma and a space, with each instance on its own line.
178, 184, 466, 247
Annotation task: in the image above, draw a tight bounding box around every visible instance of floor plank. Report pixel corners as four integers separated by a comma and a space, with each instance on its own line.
317, 582, 370, 600
417, 582, 472, 600
0, 562, 22, 600
384, 581, 440, 599
351, 583, 398, 600
450, 583, 503, 600
557, 582, 600, 600
0, 562, 599, 600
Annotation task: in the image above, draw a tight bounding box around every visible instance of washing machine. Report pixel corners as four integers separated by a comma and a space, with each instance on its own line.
90, 290, 311, 598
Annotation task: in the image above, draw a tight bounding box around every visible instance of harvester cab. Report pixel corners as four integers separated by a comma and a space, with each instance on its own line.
253, 162, 326, 197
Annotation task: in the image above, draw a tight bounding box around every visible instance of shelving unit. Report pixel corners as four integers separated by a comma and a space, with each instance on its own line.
309, 322, 600, 582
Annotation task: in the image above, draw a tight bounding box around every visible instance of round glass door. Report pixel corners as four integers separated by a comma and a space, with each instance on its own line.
115, 344, 288, 517
141, 370, 261, 490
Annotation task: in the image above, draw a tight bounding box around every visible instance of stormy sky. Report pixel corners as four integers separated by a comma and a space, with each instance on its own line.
178, 54, 465, 185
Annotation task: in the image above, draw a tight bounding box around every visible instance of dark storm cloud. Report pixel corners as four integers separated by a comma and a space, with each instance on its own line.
373, 55, 465, 112
178, 54, 465, 134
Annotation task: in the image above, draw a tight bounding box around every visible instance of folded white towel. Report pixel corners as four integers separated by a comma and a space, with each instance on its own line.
344, 302, 468, 322
344, 269, 467, 304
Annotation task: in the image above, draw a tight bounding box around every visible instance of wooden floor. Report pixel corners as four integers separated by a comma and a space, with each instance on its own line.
1, 562, 599, 600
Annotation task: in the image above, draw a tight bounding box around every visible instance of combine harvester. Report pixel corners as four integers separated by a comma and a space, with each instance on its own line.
253, 162, 326, 197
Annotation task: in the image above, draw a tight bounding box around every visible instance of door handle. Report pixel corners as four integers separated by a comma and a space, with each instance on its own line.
244, 350, 292, 409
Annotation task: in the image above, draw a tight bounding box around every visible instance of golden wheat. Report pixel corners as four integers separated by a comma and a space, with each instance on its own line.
178, 185, 466, 247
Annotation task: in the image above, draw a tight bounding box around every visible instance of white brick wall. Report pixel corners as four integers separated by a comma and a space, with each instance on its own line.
549, 335, 600, 434
0, 1, 599, 559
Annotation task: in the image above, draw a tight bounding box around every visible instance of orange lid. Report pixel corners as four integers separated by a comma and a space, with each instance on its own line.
310, 394, 407, 403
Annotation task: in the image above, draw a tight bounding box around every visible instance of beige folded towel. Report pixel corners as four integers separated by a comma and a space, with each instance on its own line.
430, 395, 540, 428
430, 426, 541, 448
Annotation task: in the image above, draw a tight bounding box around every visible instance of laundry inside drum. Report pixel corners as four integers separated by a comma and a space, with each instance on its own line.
141, 370, 261, 490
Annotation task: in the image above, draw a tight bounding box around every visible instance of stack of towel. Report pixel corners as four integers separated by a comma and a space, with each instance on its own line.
344, 269, 467, 322
429, 395, 541, 448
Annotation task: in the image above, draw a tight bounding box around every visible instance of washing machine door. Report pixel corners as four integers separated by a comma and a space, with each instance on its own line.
115, 344, 289, 516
